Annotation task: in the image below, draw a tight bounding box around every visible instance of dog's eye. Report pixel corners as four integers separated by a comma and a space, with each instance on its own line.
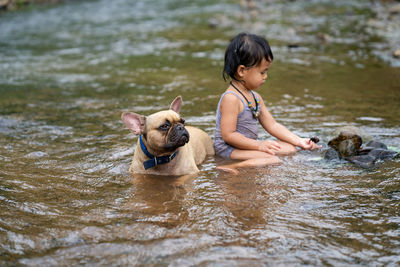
159, 122, 171, 131
180, 118, 185, 124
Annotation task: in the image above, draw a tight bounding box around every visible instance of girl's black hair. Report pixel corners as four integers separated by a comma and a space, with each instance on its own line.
222, 32, 273, 81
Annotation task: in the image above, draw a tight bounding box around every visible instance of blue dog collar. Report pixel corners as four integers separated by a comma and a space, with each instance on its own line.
139, 135, 178, 170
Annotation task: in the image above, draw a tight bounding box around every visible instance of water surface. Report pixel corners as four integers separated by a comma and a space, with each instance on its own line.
0, 0, 399, 265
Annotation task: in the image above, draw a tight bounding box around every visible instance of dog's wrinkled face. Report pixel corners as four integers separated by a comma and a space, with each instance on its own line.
145, 110, 189, 155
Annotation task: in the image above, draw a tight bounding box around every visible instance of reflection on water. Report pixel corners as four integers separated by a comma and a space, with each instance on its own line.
1, 0, 400, 265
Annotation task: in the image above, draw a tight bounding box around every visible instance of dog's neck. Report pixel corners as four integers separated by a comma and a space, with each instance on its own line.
139, 135, 178, 170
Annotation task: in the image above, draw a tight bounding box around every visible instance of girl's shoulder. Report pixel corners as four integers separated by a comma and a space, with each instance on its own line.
219, 90, 245, 112
221, 90, 244, 102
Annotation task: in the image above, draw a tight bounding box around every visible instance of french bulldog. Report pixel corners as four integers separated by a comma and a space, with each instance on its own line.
121, 96, 214, 176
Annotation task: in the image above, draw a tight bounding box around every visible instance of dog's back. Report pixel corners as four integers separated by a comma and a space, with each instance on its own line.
187, 126, 215, 165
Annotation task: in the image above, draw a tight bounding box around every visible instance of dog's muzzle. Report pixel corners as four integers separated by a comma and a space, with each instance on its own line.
165, 123, 189, 150
173, 124, 189, 146
177, 124, 189, 145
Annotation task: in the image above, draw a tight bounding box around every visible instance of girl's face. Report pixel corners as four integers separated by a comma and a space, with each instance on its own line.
239, 58, 271, 91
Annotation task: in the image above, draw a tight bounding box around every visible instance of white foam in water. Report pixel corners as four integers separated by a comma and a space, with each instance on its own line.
24, 151, 49, 159
357, 117, 384, 122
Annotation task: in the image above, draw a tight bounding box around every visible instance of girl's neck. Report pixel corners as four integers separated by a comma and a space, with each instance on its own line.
230, 80, 251, 94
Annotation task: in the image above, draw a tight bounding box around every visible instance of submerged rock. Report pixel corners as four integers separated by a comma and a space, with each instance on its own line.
323, 127, 399, 168
324, 148, 340, 161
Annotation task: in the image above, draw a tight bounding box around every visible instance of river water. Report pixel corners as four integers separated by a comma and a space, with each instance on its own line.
1, 0, 399, 266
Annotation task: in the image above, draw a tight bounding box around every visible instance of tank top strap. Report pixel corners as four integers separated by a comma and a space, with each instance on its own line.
221, 91, 247, 107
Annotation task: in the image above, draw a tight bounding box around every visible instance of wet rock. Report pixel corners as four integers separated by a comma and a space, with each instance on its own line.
0, 0, 8, 10
324, 127, 398, 168
1, 0, 62, 11
346, 149, 398, 169
388, 4, 400, 16
331, 126, 371, 143
324, 148, 340, 160
208, 15, 233, 29
393, 49, 400, 58
328, 131, 362, 158
317, 33, 332, 43
0, 0, 30, 10
368, 148, 398, 160
208, 17, 220, 29
287, 44, 300, 49
346, 155, 376, 169
239, 0, 259, 18
365, 140, 387, 150
240, 0, 257, 11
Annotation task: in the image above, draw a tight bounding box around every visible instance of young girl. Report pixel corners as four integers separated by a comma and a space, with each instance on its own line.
214, 32, 321, 173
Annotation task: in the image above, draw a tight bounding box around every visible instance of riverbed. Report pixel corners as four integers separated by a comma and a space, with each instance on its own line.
1, 0, 399, 265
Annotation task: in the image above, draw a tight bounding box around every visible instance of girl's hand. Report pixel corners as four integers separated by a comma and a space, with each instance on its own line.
258, 140, 281, 155
298, 138, 322, 150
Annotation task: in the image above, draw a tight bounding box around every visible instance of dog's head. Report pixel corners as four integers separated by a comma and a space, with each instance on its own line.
121, 96, 190, 156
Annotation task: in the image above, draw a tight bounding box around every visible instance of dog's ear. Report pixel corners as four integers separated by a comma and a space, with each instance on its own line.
121, 112, 146, 135
170, 96, 182, 114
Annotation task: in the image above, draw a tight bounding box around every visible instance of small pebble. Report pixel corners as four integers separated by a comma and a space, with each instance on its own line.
310, 137, 320, 143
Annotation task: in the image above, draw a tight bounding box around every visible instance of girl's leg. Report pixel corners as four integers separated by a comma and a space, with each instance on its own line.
274, 140, 298, 156
216, 150, 282, 175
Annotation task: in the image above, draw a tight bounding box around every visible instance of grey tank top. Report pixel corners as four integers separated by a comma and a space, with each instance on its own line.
214, 91, 259, 157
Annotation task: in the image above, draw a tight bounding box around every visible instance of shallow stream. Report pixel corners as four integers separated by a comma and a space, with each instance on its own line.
1, 0, 399, 265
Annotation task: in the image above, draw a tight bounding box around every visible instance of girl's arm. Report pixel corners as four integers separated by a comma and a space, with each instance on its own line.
257, 94, 320, 150
220, 93, 266, 151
